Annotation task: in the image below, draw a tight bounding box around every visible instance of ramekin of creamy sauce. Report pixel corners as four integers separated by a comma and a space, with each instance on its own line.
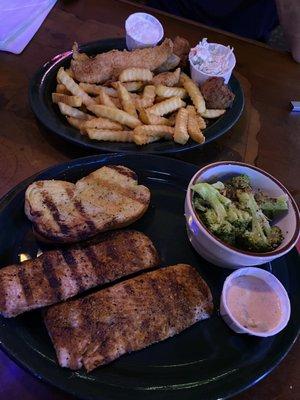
125, 13, 164, 51
220, 267, 291, 337
189, 38, 236, 85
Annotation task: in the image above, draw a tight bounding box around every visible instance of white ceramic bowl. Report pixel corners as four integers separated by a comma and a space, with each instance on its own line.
185, 161, 300, 269
125, 12, 164, 51
220, 267, 291, 337
189, 43, 236, 85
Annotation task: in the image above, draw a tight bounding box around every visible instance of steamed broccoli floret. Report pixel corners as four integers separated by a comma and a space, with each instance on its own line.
236, 189, 283, 251
223, 174, 252, 200
201, 209, 236, 245
192, 182, 231, 224
191, 176, 284, 252
255, 193, 288, 220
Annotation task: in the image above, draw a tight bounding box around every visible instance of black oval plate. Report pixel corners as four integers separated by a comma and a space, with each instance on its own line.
0, 154, 299, 400
29, 38, 244, 154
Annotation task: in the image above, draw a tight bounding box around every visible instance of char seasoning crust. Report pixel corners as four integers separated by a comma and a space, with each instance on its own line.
44, 264, 213, 372
0, 230, 159, 317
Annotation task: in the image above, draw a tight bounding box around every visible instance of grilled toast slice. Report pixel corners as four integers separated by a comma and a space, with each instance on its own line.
24, 165, 150, 243
0, 230, 159, 317
44, 264, 213, 371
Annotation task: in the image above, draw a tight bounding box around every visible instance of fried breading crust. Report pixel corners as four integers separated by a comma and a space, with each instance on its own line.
71, 39, 173, 84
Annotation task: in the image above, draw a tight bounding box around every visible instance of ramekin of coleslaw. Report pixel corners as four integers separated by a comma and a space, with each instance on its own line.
189, 38, 236, 85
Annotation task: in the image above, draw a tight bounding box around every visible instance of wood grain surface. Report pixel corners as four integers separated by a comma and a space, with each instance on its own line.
0, 0, 299, 399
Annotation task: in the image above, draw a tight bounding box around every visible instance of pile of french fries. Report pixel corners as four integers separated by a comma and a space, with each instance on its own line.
52, 66, 226, 146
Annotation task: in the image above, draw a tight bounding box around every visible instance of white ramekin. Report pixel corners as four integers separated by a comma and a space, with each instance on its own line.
220, 267, 291, 337
189, 43, 236, 85
184, 161, 300, 269
125, 12, 164, 51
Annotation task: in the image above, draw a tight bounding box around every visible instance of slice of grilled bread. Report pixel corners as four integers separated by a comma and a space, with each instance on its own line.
44, 264, 213, 371
0, 230, 159, 317
24, 165, 150, 243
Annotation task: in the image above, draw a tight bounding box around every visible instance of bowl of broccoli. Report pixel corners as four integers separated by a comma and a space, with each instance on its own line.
185, 162, 300, 268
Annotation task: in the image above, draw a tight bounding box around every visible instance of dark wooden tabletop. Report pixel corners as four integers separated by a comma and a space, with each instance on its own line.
0, 0, 299, 399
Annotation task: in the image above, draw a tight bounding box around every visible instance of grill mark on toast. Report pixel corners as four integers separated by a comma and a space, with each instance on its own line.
61, 249, 84, 291
42, 193, 70, 235
107, 165, 138, 180
42, 254, 62, 302
96, 178, 149, 205
82, 247, 106, 283
65, 187, 97, 234
17, 266, 33, 305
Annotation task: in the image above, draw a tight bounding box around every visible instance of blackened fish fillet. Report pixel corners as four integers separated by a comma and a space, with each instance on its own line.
0, 230, 159, 317
44, 264, 213, 371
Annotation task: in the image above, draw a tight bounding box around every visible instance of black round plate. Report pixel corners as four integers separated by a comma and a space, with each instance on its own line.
29, 38, 244, 154
0, 154, 299, 400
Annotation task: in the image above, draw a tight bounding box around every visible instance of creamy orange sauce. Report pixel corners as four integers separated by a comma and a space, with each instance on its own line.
227, 276, 282, 332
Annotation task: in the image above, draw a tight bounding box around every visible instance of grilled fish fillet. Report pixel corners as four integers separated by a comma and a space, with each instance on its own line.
44, 264, 213, 371
0, 230, 159, 317
71, 39, 173, 84
24, 165, 150, 243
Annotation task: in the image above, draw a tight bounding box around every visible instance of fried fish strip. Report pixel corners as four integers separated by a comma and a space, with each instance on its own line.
71, 39, 173, 83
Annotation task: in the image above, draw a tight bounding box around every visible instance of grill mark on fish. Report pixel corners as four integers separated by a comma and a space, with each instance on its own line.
42, 254, 62, 302
82, 247, 106, 283
42, 193, 70, 235
148, 276, 174, 332
17, 266, 34, 305
60, 249, 84, 291
107, 165, 137, 180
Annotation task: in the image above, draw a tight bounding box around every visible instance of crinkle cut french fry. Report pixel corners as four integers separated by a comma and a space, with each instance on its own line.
115, 82, 138, 118
108, 96, 122, 108
66, 116, 85, 130
82, 117, 123, 131
135, 85, 156, 109
56, 84, 70, 94
187, 105, 205, 144
52, 93, 82, 107
97, 88, 118, 108
86, 129, 134, 142
139, 108, 174, 126
180, 72, 206, 114
57, 67, 96, 106
155, 85, 187, 99
152, 68, 181, 87
196, 114, 207, 129
58, 102, 92, 119
133, 125, 174, 145
79, 83, 118, 97
119, 68, 153, 82
174, 107, 189, 145
112, 81, 144, 92
146, 96, 185, 116
201, 109, 226, 118
87, 104, 141, 129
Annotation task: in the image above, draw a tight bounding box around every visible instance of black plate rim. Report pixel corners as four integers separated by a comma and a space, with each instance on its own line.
0, 153, 299, 400
28, 37, 244, 154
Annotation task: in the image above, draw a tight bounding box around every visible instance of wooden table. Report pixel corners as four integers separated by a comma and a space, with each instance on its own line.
0, 1, 299, 399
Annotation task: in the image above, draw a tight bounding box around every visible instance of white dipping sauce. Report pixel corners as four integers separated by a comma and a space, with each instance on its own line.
127, 18, 161, 44
226, 275, 282, 333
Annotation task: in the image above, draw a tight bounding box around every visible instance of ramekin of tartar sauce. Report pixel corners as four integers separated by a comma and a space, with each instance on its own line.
125, 13, 164, 51
189, 38, 236, 85
220, 267, 291, 337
